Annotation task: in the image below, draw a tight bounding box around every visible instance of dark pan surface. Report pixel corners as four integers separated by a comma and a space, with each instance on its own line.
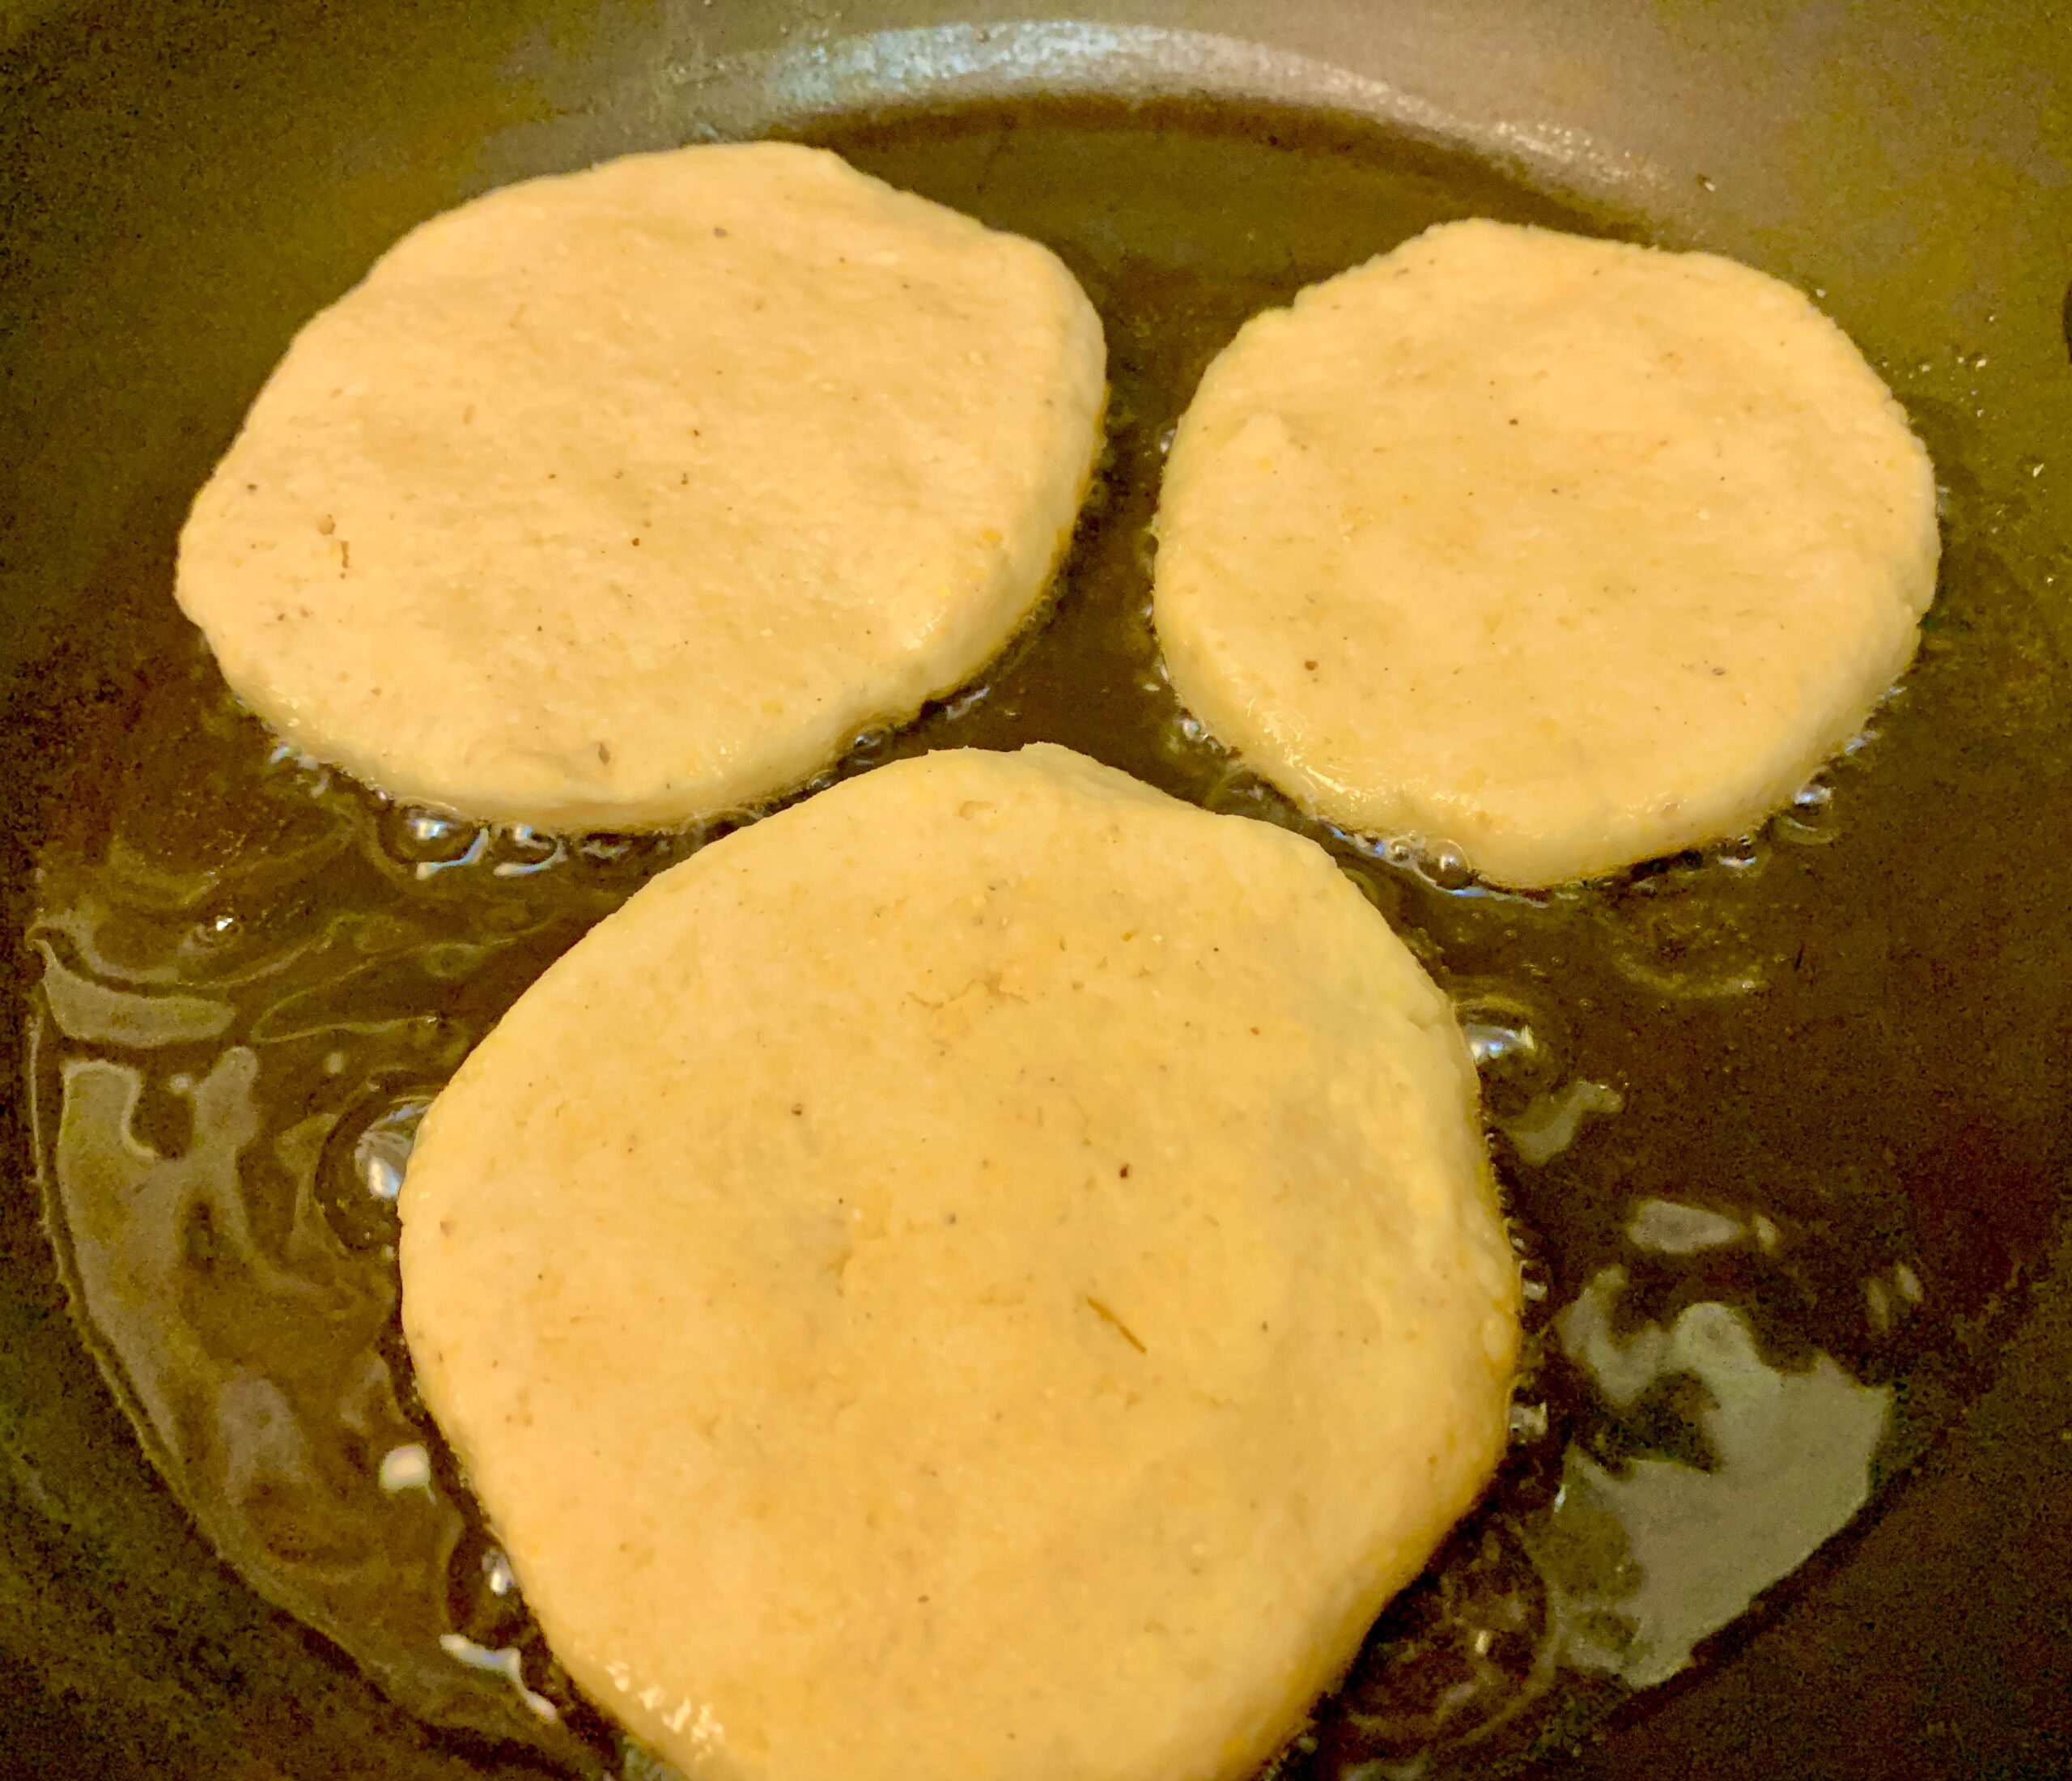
3, 8, 2071, 1781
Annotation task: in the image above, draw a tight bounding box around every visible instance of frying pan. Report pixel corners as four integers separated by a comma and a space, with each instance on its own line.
2, 2, 2070, 1778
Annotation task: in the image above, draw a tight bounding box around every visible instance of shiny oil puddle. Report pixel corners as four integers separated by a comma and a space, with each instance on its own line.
22, 95, 2072, 1779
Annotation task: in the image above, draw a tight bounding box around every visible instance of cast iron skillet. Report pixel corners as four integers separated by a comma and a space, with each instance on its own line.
2, 3, 2070, 1779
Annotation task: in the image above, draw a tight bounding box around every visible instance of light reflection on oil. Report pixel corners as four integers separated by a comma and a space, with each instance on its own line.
1539, 1262, 1891, 1689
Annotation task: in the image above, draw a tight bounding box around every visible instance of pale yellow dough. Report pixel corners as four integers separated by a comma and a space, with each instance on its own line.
176, 144, 1105, 830
400, 744, 1518, 1781
1152, 219, 1938, 887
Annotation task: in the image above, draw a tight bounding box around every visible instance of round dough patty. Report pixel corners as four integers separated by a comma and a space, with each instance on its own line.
400, 744, 1518, 1781
176, 143, 1105, 830
1152, 219, 1938, 887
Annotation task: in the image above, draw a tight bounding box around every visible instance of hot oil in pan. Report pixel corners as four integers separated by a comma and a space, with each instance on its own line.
21, 96, 2072, 1779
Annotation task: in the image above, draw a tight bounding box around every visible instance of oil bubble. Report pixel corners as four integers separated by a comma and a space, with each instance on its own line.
1773, 778, 1839, 846
1454, 988, 1560, 1102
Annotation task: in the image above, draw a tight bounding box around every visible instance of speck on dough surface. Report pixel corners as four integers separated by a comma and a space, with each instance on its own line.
175, 142, 1106, 831
399, 743, 1519, 1781
1152, 218, 1939, 887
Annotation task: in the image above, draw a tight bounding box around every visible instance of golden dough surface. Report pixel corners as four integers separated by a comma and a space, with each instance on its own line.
177, 143, 1105, 830
399, 744, 1518, 1781
1153, 219, 1938, 886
